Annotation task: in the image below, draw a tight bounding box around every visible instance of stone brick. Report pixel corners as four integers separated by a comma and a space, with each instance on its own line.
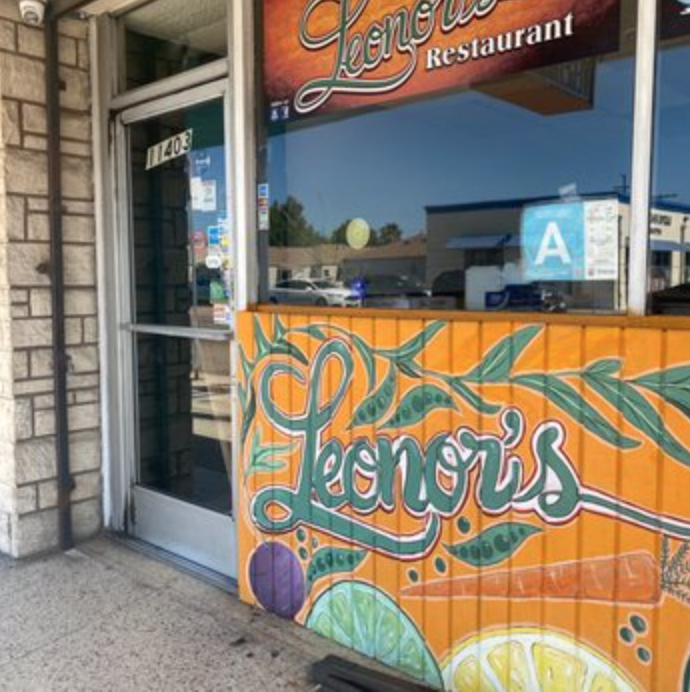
15, 437, 57, 484
67, 373, 99, 391
74, 389, 99, 405
59, 66, 90, 112
72, 470, 101, 502
68, 402, 99, 431
12, 318, 52, 348
69, 430, 101, 474
4, 149, 48, 196
65, 288, 96, 316
14, 397, 31, 441
0, 17, 15, 50
12, 351, 28, 380
0, 2, 19, 21
22, 103, 46, 134
60, 140, 91, 158
65, 317, 82, 345
58, 35, 77, 66
38, 480, 57, 509
17, 25, 44, 58
23, 134, 47, 151
64, 244, 95, 286
7, 243, 50, 286
58, 17, 88, 40
6, 195, 26, 241
33, 409, 55, 437
27, 213, 49, 241
71, 498, 101, 542
83, 317, 98, 343
33, 394, 54, 410
10, 289, 27, 304
14, 378, 53, 396
0, 52, 45, 103
77, 39, 89, 71
61, 155, 93, 200
10, 304, 29, 319
63, 215, 94, 243
30, 288, 52, 317
61, 112, 91, 142
12, 509, 59, 558
16, 484, 37, 514
2, 99, 20, 147
67, 345, 98, 374
30, 349, 53, 378
26, 196, 47, 212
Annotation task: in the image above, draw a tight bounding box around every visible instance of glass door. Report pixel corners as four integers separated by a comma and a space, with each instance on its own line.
117, 83, 237, 577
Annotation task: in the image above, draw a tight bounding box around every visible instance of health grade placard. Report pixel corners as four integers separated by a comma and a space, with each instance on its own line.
522, 198, 619, 282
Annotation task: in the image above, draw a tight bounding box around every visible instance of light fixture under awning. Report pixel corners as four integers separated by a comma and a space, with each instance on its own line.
446, 234, 520, 250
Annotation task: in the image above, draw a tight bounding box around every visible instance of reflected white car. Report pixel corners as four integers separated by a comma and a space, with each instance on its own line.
269, 279, 359, 307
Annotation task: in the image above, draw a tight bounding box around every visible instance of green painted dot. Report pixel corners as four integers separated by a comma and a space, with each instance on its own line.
425, 393, 433, 404
459, 547, 469, 559
434, 393, 443, 404
298, 547, 309, 561
312, 537, 319, 549
620, 627, 634, 645
481, 542, 494, 561
296, 528, 306, 543
412, 396, 424, 412
494, 534, 510, 552
402, 407, 411, 419
637, 647, 652, 665
408, 569, 419, 583
630, 615, 647, 635
457, 517, 472, 534
470, 546, 481, 561
435, 557, 447, 574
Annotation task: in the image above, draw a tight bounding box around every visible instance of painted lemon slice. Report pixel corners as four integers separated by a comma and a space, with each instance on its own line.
346, 218, 371, 250
442, 628, 639, 692
306, 581, 443, 689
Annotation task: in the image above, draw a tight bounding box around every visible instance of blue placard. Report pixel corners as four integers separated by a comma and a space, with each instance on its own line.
207, 226, 221, 247
522, 202, 585, 282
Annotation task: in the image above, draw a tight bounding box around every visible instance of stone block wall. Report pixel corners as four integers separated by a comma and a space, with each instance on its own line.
0, 1, 101, 557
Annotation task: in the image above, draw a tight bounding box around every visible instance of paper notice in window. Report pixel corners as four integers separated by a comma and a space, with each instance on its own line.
583, 199, 619, 281
191, 177, 217, 212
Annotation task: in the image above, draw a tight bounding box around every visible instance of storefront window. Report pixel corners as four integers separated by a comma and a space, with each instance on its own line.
119, 0, 228, 92
649, 0, 690, 315
258, 0, 639, 313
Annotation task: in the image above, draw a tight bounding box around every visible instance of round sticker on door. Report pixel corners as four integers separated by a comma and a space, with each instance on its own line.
205, 254, 222, 270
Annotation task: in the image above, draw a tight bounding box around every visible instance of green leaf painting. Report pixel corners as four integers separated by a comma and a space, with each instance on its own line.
253, 316, 272, 359
350, 363, 397, 428
464, 325, 542, 384
513, 374, 639, 450
585, 373, 690, 468
444, 522, 542, 568
241, 385, 257, 446
447, 377, 502, 415
246, 427, 297, 478
306, 547, 368, 593
377, 321, 446, 363
382, 385, 457, 429
636, 366, 690, 418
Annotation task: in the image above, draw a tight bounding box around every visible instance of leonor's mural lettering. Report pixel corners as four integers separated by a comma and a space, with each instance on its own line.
238, 314, 690, 691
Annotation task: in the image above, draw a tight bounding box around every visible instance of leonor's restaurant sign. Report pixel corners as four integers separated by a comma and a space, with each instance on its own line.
263, 0, 620, 123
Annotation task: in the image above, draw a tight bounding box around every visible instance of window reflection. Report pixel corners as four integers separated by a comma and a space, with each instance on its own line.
260, 0, 639, 314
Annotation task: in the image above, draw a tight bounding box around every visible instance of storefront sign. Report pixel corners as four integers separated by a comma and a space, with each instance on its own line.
522, 198, 619, 282
146, 129, 193, 170
263, 0, 621, 125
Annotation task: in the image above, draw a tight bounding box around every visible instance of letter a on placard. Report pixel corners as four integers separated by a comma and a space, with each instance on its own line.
535, 222, 572, 266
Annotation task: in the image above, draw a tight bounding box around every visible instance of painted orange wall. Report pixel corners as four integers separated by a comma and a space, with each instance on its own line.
238, 311, 690, 691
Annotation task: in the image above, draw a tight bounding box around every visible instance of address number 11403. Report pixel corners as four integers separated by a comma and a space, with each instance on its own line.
146, 129, 193, 170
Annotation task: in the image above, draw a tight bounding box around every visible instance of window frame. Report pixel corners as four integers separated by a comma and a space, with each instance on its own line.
252, 0, 675, 319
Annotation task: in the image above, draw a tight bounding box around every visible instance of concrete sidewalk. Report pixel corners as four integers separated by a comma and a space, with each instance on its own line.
0, 537, 379, 691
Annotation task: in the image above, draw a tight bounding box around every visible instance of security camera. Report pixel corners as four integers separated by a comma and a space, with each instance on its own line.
18, 0, 46, 26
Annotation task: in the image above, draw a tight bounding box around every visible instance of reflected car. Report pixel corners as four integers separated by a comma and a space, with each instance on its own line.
269, 279, 360, 307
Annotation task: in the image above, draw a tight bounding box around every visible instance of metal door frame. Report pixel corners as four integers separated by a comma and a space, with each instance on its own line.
110, 77, 238, 578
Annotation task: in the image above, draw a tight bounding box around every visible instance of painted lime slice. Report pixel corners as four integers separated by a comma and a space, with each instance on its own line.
306, 581, 442, 689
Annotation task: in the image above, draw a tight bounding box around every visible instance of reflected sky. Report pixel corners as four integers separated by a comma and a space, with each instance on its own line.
267, 56, 638, 236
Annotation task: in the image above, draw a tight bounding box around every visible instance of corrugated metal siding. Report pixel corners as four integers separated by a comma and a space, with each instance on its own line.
237, 312, 690, 691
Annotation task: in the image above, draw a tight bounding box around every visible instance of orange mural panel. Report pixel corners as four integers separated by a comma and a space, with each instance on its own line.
237, 311, 690, 691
